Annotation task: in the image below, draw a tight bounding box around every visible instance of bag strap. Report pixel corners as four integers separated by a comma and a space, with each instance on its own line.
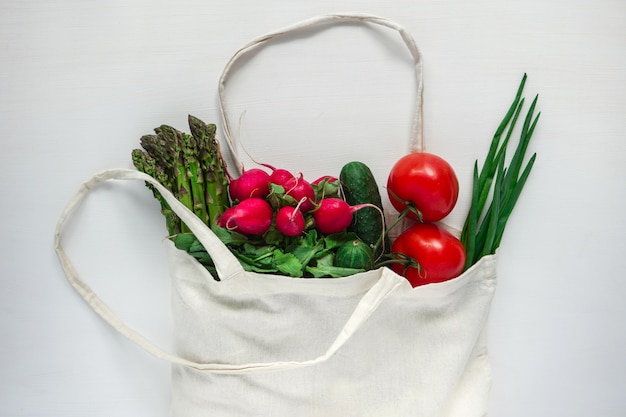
218, 13, 425, 174
56, 169, 245, 279
55, 168, 403, 373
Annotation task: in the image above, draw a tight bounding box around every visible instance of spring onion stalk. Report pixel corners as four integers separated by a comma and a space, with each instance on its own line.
461, 74, 541, 269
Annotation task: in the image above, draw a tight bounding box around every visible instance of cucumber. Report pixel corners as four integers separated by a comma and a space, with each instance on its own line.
335, 239, 373, 270
339, 161, 386, 252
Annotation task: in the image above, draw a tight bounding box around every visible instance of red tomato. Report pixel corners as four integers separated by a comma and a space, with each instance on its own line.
386, 152, 459, 222
391, 222, 466, 287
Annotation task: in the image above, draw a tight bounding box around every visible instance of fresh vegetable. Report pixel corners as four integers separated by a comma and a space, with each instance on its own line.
461, 74, 540, 269
312, 198, 381, 235
217, 197, 273, 235
129, 119, 379, 278
216, 170, 377, 277
229, 168, 271, 201
312, 198, 355, 234
284, 173, 316, 212
386, 152, 459, 223
134, 74, 539, 282
261, 163, 297, 188
312, 176, 340, 199
186, 228, 369, 278
132, 115, 229, 235
335, 239, 374, 270
390, 223, 466, 286
312, 175, 338, 186
339, 161, 386, 252
275, 204, 306, 237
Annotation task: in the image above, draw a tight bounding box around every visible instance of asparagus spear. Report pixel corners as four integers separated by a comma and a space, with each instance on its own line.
131, 149, 181, 235
188, 115, 229, 225
131, 115, 230, 236
180, 130, 210, 225
154, 125, 193, 230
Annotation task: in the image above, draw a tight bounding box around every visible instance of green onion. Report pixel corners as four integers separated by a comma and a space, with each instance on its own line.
461, 74, 541, 269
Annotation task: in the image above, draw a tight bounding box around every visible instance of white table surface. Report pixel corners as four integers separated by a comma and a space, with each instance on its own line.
1, 0, 625, 416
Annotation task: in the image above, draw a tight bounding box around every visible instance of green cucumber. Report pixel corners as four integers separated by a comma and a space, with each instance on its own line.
334, 239, 373, 270
339, 161, 386, 253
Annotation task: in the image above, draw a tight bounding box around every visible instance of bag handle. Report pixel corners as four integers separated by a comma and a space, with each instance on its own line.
55, 168, 403, 373
218, 13, 425, 174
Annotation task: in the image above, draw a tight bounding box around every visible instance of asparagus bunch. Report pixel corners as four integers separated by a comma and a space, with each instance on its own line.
132, 115, 230, 236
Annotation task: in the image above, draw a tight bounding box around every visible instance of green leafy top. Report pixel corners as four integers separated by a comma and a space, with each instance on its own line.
174, 227, 367, 279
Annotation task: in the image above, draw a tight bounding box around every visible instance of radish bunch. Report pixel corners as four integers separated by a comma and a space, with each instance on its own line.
218, 163, 370, 239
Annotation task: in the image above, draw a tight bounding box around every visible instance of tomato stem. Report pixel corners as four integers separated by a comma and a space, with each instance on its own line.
387, 188, 423, 222
371, 206, 414, 258
374, 252, 423, 276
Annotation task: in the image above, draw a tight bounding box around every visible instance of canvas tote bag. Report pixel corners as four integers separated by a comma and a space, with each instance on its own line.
55, 13, 498, 417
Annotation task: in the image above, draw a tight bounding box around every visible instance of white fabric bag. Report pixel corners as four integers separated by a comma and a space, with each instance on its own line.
55, 14, 498, 417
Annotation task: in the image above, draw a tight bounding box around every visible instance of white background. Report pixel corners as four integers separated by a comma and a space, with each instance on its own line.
1, 0, 625, 416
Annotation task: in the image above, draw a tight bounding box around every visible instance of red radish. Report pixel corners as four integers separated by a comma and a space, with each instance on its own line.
285, 173, 315, 212
312, 175, 339, 185
217, 206, 237, 228
217, 198, 273, 235
312, 198, 374, 235
271, 169, 296, 187
312, 175, 340, 199
230, 168, 271, 201
260, 163, 296, 188
227, 177, 240, 201
275, 206, 305, 236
